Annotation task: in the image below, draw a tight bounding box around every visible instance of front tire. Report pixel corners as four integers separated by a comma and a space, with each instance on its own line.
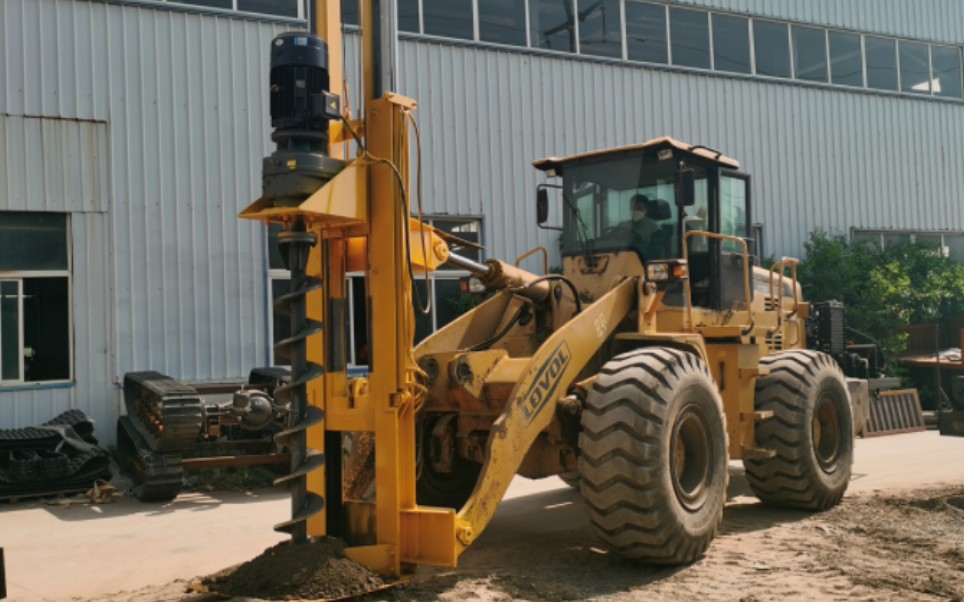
743, 350, 853, 510
579, 348, 728, 565
559, 472, 580, 488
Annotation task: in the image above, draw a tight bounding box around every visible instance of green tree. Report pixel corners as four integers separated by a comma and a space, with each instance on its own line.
797, 232, 964, 357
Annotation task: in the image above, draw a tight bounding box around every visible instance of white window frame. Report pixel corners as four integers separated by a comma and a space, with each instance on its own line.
852, 228, 964, 261
0, 279, 24, 383
0, 219, 74, 386
407, 216, 481, 338
266, 216, 482, 369
367, 0, 963, 102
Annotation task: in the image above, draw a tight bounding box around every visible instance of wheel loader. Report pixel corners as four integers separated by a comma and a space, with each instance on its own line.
236, 0, 854, 578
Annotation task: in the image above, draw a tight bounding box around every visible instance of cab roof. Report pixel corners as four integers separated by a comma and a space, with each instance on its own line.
532, 136, 740, 172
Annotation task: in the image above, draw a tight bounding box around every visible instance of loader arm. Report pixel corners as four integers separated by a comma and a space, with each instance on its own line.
453, 277, 637, 553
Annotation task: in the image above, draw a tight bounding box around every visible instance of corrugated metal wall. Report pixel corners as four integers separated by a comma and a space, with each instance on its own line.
0, 116, 109, 213
0, 115, 113, 429
672, 0, 964, 45
343, 31, 964, 265
0, 0, 293, 433
1, 0, 961, 437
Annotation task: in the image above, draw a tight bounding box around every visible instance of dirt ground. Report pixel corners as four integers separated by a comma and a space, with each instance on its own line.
4, 432, 963, 602
390, 483, 964, 602
71, 481, 964, 602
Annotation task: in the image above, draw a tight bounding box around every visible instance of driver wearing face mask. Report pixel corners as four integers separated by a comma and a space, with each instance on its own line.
624, 193, 660, 247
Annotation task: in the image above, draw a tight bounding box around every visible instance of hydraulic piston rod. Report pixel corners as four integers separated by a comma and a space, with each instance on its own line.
447, 253, 552, 303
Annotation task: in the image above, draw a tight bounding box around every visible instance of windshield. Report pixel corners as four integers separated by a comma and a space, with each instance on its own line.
562, 153, 708, 261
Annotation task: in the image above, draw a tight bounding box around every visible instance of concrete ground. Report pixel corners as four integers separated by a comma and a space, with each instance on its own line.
1, 430, 963, 602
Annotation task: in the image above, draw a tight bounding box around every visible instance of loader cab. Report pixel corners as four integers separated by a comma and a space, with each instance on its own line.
535, 137, 753, 311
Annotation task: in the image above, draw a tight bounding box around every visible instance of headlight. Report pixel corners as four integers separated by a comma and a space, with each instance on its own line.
646, 263, 670, 282
646, 260, 688, 284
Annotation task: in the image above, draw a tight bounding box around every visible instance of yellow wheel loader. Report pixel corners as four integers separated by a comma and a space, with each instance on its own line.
239, 0, 854, 578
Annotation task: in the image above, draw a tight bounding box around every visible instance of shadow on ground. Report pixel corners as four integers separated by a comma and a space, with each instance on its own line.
393, 467, 813, 601
8, 488, 287, 522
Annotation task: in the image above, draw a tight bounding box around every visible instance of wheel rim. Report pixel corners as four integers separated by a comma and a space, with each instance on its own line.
670, 405, 711, 512
812, 393, 841, 471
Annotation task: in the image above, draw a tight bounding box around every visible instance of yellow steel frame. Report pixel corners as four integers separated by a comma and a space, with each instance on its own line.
454, 278, 636, 551
242, 0, 456, 575
240, 0, 655, 577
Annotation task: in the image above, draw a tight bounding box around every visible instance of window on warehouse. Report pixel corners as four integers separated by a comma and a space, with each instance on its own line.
578, 0, 622, 59
793, 25, 828, 83
266, 217, 482, 368
411, 217, 482, 343
712, 13, 751, 74
669, 8, 710, 69
172, 0, 301, 17
899, 41, 932, 94
625, 2, 668, 64
828, 31, 864, 87
529, 0, 577, 53
865, 36, 899, 91
399, 0, 420, 32
236, 0, 299, 17
852, 229, 964, 265
423, 0, 474, 40
0, 212, 72, 385
931, 45, 963, 99
479, 0, 528, 47
753, 20, 791, 78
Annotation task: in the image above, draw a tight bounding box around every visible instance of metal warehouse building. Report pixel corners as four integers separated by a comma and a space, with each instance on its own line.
1, 0, 962, 441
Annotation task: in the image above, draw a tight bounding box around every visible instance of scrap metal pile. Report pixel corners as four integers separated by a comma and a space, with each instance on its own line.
0, 409, 110, 501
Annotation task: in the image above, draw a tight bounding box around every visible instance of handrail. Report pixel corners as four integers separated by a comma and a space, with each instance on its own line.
681, 231, 753, 334
515, 246, 549, 275
768, 258, 801, 337
768, 257, 800, 310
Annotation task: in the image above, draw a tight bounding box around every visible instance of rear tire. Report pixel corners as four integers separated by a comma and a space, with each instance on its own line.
743, 350, 853, 510
579, 348, 728, 565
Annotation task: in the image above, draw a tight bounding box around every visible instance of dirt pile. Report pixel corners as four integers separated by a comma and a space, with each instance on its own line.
815, 486, 964, 600
202, 537, 389, 600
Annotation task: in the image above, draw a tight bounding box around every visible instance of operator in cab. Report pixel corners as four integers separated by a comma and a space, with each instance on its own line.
626, 194, 660, 243
605, 193, 673, 259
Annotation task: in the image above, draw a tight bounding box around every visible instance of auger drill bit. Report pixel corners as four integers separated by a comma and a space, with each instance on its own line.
272, 221, 326, 543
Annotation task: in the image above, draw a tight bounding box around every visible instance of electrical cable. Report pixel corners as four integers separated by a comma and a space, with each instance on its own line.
406, 111, 432, 316
340, 112, 431, 414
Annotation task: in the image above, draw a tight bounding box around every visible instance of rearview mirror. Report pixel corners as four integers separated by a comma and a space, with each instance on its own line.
678, 169, 696, 207
536, 188, 549, 224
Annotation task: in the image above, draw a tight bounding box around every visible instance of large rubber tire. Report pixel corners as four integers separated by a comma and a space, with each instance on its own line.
559, 472, 580, 488
743, 350, 853, 510
415, 417, 481, 509
579, 348, 728, 565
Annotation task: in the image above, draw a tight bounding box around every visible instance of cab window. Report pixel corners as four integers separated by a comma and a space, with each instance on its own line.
720, 175, 748, 252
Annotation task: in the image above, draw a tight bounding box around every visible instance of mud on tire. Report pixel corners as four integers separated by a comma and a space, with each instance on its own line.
578, 347, 728, 565
743, 350, 853, 510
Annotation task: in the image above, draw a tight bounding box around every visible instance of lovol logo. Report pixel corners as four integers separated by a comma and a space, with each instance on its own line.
522, 342, 573, 424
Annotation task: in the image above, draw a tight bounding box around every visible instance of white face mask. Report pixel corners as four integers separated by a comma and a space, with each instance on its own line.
632, 209, 647, 221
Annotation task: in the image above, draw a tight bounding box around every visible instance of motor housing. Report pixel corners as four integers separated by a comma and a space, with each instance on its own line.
262, 32, 344, 208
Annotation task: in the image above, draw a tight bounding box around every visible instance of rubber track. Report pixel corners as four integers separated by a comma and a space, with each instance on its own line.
152, 398, 204, 452
578, 347, 728, 565
116, 417, 183, 503
743, 349, 852, 510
